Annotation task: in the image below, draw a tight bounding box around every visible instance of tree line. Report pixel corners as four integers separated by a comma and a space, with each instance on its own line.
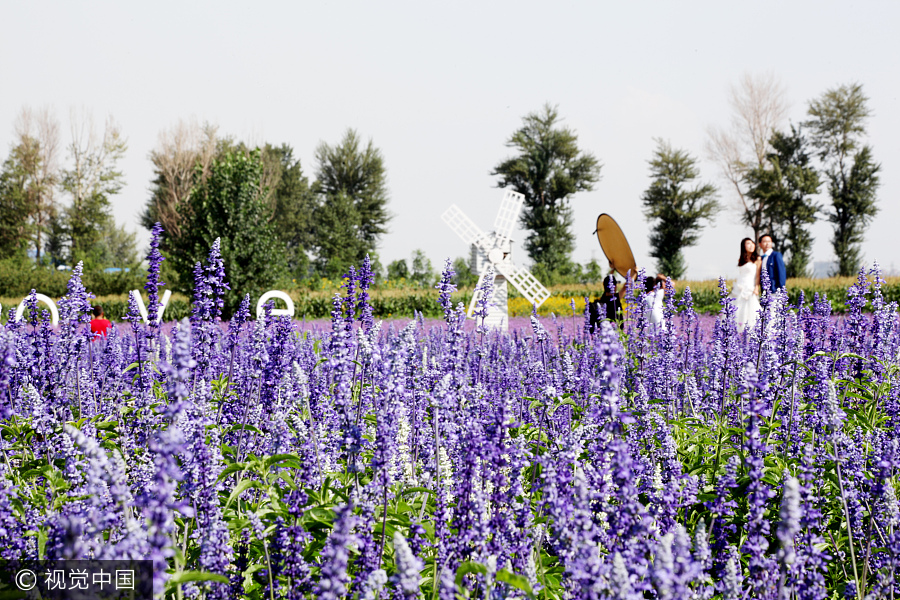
0, 108, 136, 268
0, 77, 881, 310
649, 77, 880, 279
139, 123, 395, 310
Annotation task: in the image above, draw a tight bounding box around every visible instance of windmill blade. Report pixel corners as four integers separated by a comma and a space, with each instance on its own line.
493, 190, 524, 246
494, 261, 551, 308
442, 205, 491, 252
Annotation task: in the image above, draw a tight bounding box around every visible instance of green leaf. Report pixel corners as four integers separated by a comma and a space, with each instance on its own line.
226, 479, 260, 507
94, 420, 119, 431
455, 561, 488, 588
168, 570, 231, 585
496, 569, 536, 598
216, 463, 246, 482
264, 453, 303, 470
400, 487, 436, 497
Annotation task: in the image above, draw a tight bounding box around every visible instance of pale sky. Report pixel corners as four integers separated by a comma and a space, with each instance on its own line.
2, 1, 898, 280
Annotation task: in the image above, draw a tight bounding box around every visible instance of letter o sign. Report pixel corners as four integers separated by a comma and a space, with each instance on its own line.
15, 293, 60, 326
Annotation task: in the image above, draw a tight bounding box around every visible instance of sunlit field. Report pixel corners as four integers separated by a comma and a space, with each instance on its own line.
1, 245, 898, 599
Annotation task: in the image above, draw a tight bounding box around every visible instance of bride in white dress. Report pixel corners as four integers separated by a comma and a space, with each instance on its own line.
732, 237, 761, 332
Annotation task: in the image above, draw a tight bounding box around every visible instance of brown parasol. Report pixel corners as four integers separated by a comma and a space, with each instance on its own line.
594, 214, 637, 279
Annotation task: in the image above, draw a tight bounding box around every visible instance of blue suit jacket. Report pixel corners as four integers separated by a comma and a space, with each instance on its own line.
764, 251, 786, 291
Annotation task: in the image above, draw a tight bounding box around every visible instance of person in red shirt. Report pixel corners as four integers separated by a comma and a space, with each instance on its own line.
90, 306, 113, 337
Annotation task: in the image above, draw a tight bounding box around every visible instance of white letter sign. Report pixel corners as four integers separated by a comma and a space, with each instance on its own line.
256, 291, 295, 320
15, 293, 60, 326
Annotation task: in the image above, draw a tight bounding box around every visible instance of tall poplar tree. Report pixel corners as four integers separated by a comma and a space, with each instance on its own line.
0, 140, 40, 256
642, 140, 718, 279
804, 83, 880, 276
314, 129, 391, 272
745, 127, 820, 278
492, 104, 601, 277
57, 114, 127, 265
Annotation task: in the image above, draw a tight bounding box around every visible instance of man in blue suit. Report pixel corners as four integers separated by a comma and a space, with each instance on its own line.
758, 234, 786, 292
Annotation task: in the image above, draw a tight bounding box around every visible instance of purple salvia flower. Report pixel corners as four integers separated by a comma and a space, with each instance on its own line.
473, 265, 495, 326
342, 265, 358, 329
278, 490, 314, 595
793, 446, 830, 600
392, 531, 423, 599
192, 238, 230, 325
710, 277, 740, 419
205, 237, 229, 321
57, 261, 94, 328
651, 524, 704, 600
186, 425, 232, 600
358, 255, 375, 332
360, 569, 387, 600
741, 363, 777, 599
190, 260, 207, 326
315, 502, 359, 600
228, 294, 251, 349
145, 222, 166, 331
45, 513, 88, 560
592, 319, 624, 421
777, 476, 801, 570
530, 311, 549, 345
124, 291, 149, 389
842, 266, 869, 360
138, 421, 191, 596
435, 258, 457, 325
720, 551, 743, 600
0, 476, 28, 558
160, 321, 197, 416
56, 263, 94, 380
581, 294, 592, 341
611, 551, 642, 599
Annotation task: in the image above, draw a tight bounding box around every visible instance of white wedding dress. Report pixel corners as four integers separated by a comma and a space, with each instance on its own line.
731, 261, 760, 332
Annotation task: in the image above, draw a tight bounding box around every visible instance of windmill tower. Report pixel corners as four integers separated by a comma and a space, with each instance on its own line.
442, 190, 551, 332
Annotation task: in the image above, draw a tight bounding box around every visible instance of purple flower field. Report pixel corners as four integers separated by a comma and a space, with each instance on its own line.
1, 229, 899, 599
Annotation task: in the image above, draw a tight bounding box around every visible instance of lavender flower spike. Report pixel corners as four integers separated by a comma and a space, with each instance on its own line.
473, 265, 495, 328
145, 222, 166, 328
393, 531, 424, 599
315, 502, 359, 600
435, 258, 457, 324
777, 475, 800, 567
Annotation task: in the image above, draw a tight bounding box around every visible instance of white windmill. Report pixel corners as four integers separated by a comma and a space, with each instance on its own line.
442, 190, 551, 332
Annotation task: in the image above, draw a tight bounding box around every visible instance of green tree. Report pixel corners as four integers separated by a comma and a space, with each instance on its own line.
492, 104, 601, 275
642, 140, 719, 279
387, 258, 409, 281
311, 191, 367, 280
745, 126, 821, 278
168, 148, 285, 314
94, 222, 140, 267
58, 116, 127, 265
804, 83, 880, 276
12, 107, 61, 262
581, 257, 604, 284
0, 141, 38, 256
314, 129, 391, 270
451, 256, 478, 288
142, 120, 218, 244
267, 144, 317, 280
409, 249, 434, 287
